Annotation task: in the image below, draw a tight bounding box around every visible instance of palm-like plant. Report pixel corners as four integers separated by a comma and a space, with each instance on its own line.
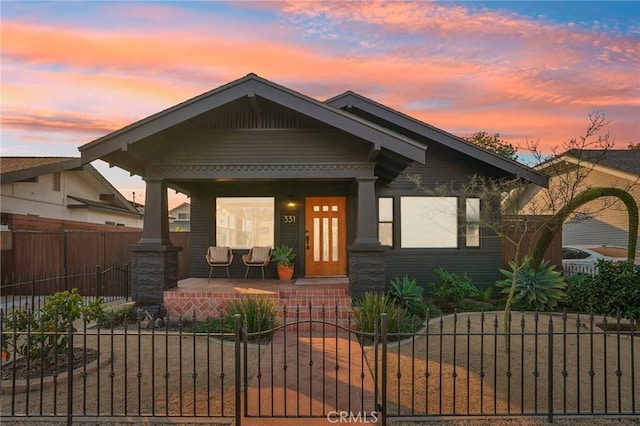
496, 257, 567, 311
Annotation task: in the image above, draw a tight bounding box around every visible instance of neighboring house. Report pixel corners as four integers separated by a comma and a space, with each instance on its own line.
78, 73, 546, 305
169, 202, 191, 232
520, 149, 640, 250
1, 157, 143, 228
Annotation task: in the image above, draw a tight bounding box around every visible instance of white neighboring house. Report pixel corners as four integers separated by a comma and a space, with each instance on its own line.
1, 157, 143, 228
169, 202, 190, 232
520, 149, 640, 250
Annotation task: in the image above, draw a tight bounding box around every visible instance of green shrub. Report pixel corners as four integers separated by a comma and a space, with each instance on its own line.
566, 259, 640, 321
429, 268, 480, 303
478, 286, 495, 302
2, 289, 106, 361
222, 296, 279, 334
97, 306, 133, 328
496, 257, 567, 312
563, 273, 592, 311
352, 292, 405, 334
188, 316, 225, 333
388, 276, 426, 318
423, 301, 444, 319
455, 299, 500, 313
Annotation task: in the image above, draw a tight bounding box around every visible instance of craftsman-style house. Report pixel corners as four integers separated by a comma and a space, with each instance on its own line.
79, 74, 546, 305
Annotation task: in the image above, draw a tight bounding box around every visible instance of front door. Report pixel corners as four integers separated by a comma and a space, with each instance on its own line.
304, 197, 347, 276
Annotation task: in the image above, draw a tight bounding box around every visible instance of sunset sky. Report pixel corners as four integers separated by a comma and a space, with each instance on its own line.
1, 1, 638, 208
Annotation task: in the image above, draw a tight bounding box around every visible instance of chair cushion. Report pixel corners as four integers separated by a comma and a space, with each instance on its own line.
250, 247, 270, 263
210, 246, 229, 263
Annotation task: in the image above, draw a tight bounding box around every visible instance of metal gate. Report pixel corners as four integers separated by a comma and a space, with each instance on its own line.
243, 305, 380, 423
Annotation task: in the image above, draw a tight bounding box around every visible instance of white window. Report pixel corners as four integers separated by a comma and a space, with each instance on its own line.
378, 197, 394, 246
400, 197, 458, 248
466, 198, 480, 247
216, 197, 274, 249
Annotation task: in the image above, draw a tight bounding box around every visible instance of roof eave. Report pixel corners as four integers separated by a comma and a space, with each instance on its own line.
327, 92, 547, 187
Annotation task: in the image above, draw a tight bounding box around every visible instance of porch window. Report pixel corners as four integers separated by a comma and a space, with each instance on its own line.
215, 197, 274, 249
466, 198, 481, 247
400, 197, 457, 248
378, 197, 393, 246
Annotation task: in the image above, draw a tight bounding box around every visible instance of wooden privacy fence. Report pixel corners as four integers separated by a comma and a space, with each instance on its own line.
1, 231, 190, 282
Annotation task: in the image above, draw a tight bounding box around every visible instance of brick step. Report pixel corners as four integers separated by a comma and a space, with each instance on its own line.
280, 295, 351, 307
278, 288, 349, 297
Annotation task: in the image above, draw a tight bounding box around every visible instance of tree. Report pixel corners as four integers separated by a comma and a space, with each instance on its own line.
629, 142, 640, 150
519, 111, 620, 222
464, 131, 518, 161
410, 111, 634, 338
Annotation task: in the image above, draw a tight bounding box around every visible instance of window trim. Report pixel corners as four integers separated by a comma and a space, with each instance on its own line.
377, 197, 394, 247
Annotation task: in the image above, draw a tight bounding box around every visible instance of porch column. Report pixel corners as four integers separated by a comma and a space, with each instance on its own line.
349, 176, 385, 298
354, 177, 380, 246
130, 178, 179, 306
140, 178, 171, 245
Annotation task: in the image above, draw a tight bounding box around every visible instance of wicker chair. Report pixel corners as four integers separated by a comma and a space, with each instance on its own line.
205, 246, 233, 281
242, 247, 272, 280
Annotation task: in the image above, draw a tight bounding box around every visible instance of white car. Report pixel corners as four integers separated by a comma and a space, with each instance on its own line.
562, 245, 640, 275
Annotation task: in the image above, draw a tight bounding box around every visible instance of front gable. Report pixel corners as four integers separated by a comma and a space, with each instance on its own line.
79, 74, 426, 191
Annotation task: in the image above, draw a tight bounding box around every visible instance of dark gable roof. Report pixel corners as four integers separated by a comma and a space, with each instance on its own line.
326, 91, 548, 187
80, 73, 426, 169
565, 149, 640, 176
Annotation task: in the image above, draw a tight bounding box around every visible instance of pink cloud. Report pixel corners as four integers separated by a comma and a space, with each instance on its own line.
1, 2, 637, 157
1, 109, 123, 135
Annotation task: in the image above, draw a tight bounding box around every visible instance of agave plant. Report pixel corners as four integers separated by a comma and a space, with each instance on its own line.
496, 257, 567, 311
388, 276, 423, 304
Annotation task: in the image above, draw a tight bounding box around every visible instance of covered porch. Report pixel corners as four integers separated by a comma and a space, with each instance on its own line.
164, 276, 351, 322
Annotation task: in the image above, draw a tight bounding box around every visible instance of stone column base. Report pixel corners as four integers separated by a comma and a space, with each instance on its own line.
130, 244, 180, 306
348, 244, 386, 299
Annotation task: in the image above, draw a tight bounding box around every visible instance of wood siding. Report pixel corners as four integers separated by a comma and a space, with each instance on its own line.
152, 129, 370, 165
376, 145, 556, 292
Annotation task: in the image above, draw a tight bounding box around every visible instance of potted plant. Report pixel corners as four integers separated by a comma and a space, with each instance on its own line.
271, 244, 296, 280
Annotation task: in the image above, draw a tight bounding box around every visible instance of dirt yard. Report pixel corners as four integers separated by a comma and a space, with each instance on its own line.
1, 331, 260, 418
364, 311, 640, 416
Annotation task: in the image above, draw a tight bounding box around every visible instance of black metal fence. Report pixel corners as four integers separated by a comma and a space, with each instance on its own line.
0, 264, 130, 314
1, 306, 638, 425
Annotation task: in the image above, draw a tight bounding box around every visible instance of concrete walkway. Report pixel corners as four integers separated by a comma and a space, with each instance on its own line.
244, 326, 378, 425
